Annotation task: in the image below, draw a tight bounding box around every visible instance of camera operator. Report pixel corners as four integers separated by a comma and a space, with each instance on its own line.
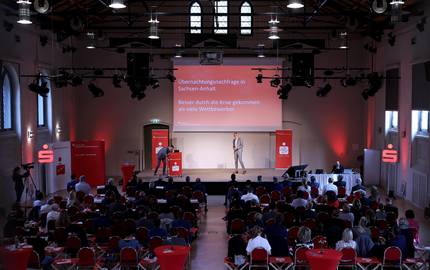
12, 166, 30, 203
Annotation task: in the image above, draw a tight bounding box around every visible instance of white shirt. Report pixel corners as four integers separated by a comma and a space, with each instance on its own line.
246, 235, 271, 254
241, 193, 259, 204
234, 138, 239, 149
75, 181, 91, 195
46, 210, 60, 224
323, 183, 338, 195
298, 185, 311, 194
40, 204, 52, 215
335, 240, 357, 251
291, 198, 308, 209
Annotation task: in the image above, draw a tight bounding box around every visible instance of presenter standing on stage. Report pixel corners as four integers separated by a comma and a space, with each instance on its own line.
233, 132, 246, 174
154, 145, 173, 176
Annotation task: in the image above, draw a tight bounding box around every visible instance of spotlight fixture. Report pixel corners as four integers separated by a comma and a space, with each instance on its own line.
86, 32, 96, 49
54, 70, 69, 88
148, 13, 160, 39
256, 73, 263, 83
390, 0, 404, 4
149, 77, 160, 89
17, 2, 32, 25
277, 83, 292, 100
388, 32, 396, 46
267, 17, 281, 40
257, 44, 265, 58
339, 32, 348, 49
416, 17, 426, 32
88, 83, 104, 97
341, 76, 357, 87
361, 72, 383, 100
28, 77, 49, 97
270, 75, 281, 88
287, 0, 304, 9
316, 82, 332, 97
371, 0, 388, 14
109, 0, 126, 9
70, 75, 83, 87
112, 74, 122, 88
166, 73, 176, 83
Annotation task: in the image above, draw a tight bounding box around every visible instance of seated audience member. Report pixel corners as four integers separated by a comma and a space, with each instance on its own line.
295, 226, 314, 249
338, 204, 354, 225
336, 228, 357, 251
334, 175, 346, 187
108, 197, 126, 215
368, 186, 380, 202
326, 191, 340, 208
46, 204, 60, 227
297, 179, 311, 194
149, 219, 168, 239
119, 232, 141, 250
246, 226, 271, 255
28, 198, 43, 222
166, 177, 177, 191
291, 190, 308, 209
351, 178, 366, 194
94, 208, 112, 228
66, 223, 89, 247
225, 174, 238, 205
228, 234, 247, 262
153, 177, 166, 189
66, 190, 79, 208
26, 233, 53, 269
322, 178, 338, 195
387, 229, 407, 257
331, 160, 344, 174
375, 203, 387, 221
240, 187, 259, 204
353, 217, 371, 238
354, 217, 374, 257
75, 175, 91, 195
271, 177, 283, 192
309, 176, 319, 189
66, 174, 79, 192
56, 209, 70, 227
303, 201, 316, 220
398, 217, 415, 258
263, 215, 289, 256
405, 209, 420, 243
40, 199, 54, 215
105, 178, 121, 199
193, 177, 207, 194
171, 210, 192, 230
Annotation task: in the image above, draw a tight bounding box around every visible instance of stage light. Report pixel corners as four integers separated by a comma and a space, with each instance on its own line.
316, 82, 332, 97
366, 72, 383, 96
339, 32, 348, 49
390, 0, 404, 4
28, 77, 50, 97
112, 74, 122, 88
88, 83, 104, 97
256, 73, 263, 83
388, 32, 396, 46
270, 75, 281, 87
149, 77, 160, 89
341, 76, 357, 87
372, 0, 388, 14
257, 43, 265, 58
109, 0, 126, 9
277, 83, 292, 100
268, 17, 280, 40
71, 75, 83, 87
86, 32, 96, 49
287, 0, 304, 9
166, 73, 176, 82
17, 2, 32, 25
148, 13, 160, 39
416, 17, 426, 32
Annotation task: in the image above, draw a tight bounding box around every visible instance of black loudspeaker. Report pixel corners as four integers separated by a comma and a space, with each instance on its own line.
291, 53, 314, 86
127, 53, 150, 84
424, 61, 430, 81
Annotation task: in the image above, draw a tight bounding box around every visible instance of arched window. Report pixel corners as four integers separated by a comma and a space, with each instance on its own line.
37, 76, 49, 127
240, 1, 252, 35
1, 65, 13, 130
190, 1, 202, 34
214, 0, 228, 34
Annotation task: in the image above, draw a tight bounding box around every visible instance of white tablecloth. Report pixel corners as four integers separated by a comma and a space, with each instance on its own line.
306, 173, 361, 195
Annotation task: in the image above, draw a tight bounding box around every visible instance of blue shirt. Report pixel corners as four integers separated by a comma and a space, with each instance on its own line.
118, 238, 141, 250
149, 227, 168, 239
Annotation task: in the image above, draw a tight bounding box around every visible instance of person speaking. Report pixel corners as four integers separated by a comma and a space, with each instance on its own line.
233, 132, 246, 174
331, 160, 344, 174
154, 145, 173, 176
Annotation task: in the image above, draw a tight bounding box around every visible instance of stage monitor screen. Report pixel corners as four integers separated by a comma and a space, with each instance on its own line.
173, 64, 282, 132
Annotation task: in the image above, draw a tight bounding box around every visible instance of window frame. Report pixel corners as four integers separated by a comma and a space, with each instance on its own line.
36, 76, 48, 128
189, 1, 202, 34
213, 0, 228, 34
1, 65, 14, 131
418, 110, 429, 134
239, 1, 253, 36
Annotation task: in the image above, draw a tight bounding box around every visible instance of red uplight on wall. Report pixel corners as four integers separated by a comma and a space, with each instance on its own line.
382, 143, 398, 163
38, 144, 54, 164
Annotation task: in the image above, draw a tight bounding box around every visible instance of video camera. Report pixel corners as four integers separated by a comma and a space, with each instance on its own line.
21, 162, 35, 170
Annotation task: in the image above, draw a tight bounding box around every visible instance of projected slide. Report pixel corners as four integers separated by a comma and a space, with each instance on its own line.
173, 65, 282, 132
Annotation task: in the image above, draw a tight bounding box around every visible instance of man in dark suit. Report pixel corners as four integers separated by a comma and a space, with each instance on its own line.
331, 160, 344, 174
154, 145, 173, 176
334, 174, 346, 187
351, 178, 366, 193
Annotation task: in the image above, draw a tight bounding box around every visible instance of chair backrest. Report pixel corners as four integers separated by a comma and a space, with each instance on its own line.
83, 195, 94, 205
260, 194, 271, 204
288, 226, 300, 246
77, 247, 95, 266
312, 235, 328, 249
120, 247, 138, 265
270, 191, 281, 202
294, 246, 309, 265
338, 186, 346, 197
192, 191, 205, 202
54, 227, 67, 246
28, 250, 41, 269
340, 247, 357, 265
311, 186, 319, 198
175, 227, 190, 243
136, 227, 149, 245
149, 236, 163, 252
108, 236, 121, 253
250, 248, 268, 265
256, 186, 266, 197
65, 235, 82, 255
383, 246, 402, 265
230, 218, 245, 234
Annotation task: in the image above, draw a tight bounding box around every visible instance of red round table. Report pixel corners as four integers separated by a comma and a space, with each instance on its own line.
305, 249, 342, 270
154, 245, 191, 270
0, 245, 33, 270
121, 163, 135, 192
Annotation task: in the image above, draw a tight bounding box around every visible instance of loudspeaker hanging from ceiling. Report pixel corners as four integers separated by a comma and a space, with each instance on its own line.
33, 0, 50, 14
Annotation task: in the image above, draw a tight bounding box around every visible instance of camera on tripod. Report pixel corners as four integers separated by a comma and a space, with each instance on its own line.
21, 162, 35, 170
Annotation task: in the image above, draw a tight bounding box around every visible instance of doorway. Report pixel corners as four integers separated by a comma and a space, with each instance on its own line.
143, 124, 169, 170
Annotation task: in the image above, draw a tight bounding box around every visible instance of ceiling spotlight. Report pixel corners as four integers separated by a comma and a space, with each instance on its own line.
88, 83, 104, 98
267, 17, 281, 40
416, 17, 426, 32
257, 44, 265, 58
372, 0, 388, 14
109, 0, 126, 9
71, 75, 83, 87
341, 76, 357, 87
287, 0, 304, 9
86, 32, 96, 49
270, 75, 281, 87
17, 2, 32, 25
388, 32, 396, 46
277, 83, 292, 100
149, 77, 160, 89
256, 73, 263, 83
148, 13, 160, 40
28, 77, 49, 97
166, 73, 176, 83
316, 82, 332, 97
366, 72, 383, 96
339, 32, 348, 49
390, 0, 404, 4
112, 74, 122, 88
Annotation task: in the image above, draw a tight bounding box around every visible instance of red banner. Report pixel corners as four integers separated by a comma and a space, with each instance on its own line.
168, 152, 183, 177
71, 141, 106, 187
275, 130, 293, 169
151, 129, 169, 169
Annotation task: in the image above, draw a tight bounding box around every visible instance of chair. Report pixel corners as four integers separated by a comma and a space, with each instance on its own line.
287, 226, 299, 247
338, 186, 346, 198
149, 236, 163, 253
54, 195, 63, 204
370, 226, 379, 241
136, 227, 149, 246
119, 247, 139, 269
28, 250, 41, 269
312, 235, 328, 249
382, 246, 402, 270
54, 227, 68, 246
65, 235, 82, 257
230, 218, 246, 235
270, 191, 281, 202
175, 227, 191, 244
249, 248, 269, 270
76, 191, 86, 203
339, 247, 357, 268
310, 187, 319, 199
293, 247, 309, 269
77, 247, 97, 269
255, 186, 266, 197
303, 219, 317, 232
260, 194, 271, 205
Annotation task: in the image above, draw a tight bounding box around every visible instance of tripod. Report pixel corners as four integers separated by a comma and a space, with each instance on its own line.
23, 169, 39, 217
